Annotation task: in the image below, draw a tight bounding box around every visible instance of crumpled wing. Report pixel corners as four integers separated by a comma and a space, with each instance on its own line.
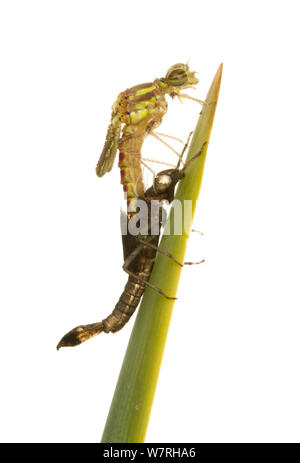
96, 119, 121, 177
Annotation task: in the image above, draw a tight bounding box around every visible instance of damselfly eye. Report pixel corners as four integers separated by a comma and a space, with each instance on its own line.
166, 63, 188, 86
155, 174, 172, 193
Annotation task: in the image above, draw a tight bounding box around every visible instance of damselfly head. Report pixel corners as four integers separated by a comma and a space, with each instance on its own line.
165, 63, 199, 88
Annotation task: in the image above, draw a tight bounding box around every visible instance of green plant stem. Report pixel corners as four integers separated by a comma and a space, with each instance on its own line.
101, 63, 223, 443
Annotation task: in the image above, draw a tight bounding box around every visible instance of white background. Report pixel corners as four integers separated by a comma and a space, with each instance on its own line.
1, 0, 300, 443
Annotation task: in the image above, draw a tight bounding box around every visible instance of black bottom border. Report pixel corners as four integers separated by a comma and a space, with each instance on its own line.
0, 442, 296, 461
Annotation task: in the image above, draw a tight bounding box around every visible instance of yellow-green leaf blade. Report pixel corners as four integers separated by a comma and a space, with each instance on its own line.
101, 63, 223, 443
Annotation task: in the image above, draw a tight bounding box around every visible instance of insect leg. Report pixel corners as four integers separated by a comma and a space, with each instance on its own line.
181, 141, 207, 171
150, 130, 194, 168
135, 236, 183, 267
122, 265, 177, 300
175, 131, 193, 168
177, 93, 207, 105
184, 259, 205, 265
150, 132, 184, 164
142, 237, 204, 265
142, 157, 177, 168
131, 234, 205, 268
153, 132, 185, 145
191, 228, 204, 235
138, 158, 155, 175
136, 236, 205, 267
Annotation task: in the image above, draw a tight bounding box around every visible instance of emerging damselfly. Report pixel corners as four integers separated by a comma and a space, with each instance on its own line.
95, 63, 204, 216
57, 64, 206, 349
